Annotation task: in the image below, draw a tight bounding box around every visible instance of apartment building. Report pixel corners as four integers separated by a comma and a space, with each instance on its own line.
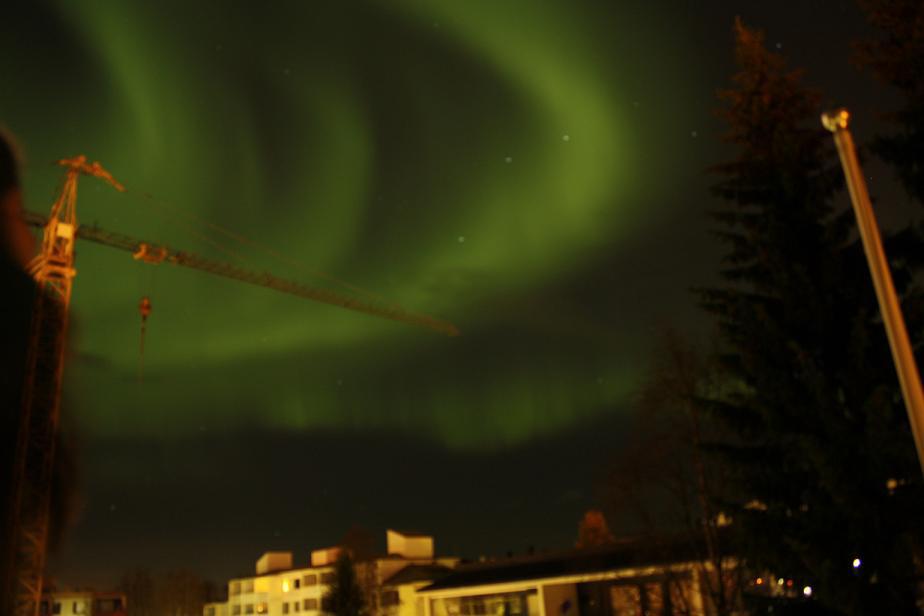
205, 530, 457, 616
39, 590, 127, 616
417, 538, 730, 616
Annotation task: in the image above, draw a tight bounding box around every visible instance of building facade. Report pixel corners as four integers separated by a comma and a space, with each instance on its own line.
417, 538, 734, 616
39, 590, 127, 616
205, 530, 457, 616
206, 531, 729, 616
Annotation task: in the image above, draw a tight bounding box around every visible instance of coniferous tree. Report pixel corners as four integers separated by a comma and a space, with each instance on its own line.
701, 19, 924, 614
856, 0, 924, 203
324, 553, 366, 616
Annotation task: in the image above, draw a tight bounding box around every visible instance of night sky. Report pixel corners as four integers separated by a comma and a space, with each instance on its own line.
0, 0, 907, 589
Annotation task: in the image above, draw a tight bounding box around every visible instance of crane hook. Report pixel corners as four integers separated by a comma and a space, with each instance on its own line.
140, 296, 152, 322
139, 296, 152, 382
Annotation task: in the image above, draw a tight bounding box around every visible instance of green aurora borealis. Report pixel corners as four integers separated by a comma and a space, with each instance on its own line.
4, 0, 888, 585
4, 1, 694, 449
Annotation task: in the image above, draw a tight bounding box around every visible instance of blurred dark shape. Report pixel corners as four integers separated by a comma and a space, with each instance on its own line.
0, 128, 78, 613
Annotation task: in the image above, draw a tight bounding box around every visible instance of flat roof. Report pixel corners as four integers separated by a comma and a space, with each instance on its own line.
420, 537, 706, 592
383, 564, 454, 587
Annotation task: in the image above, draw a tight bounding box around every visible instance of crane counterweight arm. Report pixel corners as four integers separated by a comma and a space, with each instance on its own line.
22, 210, 459, 337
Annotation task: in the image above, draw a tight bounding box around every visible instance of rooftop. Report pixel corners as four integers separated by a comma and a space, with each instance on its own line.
420, 536, 706, 592
383, 564, 454, 587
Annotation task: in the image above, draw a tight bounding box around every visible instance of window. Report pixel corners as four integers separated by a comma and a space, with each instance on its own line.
644, 582, 664, 615
256, 603, 267, 614
243, 580, 254, 593
320, 573, 335, 585
303, 574, 317, 586
96, 599, 123, 612
294, 579, 301, 589
232, 606, 241, 615
231, 582, 241, 595
304, 598, 318, 610
283, 604, 289, 615
433, 591, 535, 616
73, 601, 87, 614
294, 601, 300, 612
611, 585, 642, 615
52, 602, 61, 615
245, 604, 254, 615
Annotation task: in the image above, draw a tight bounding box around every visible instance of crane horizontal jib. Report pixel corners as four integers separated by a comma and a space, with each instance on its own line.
20, 210, 459, 336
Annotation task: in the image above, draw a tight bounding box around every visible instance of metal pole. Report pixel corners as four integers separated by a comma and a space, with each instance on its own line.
822, 108, 924, 478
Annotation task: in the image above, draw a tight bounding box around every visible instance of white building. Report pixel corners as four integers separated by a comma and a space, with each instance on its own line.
417, 539, 726, 616
205, 530, 457, 616
40, 590, 126, 616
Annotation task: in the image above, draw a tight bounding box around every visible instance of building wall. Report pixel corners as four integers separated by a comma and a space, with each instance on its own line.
419, 562, 713, 616
543, 582, 578, 616
225, 566, 334, 616
41, 591, 126, 616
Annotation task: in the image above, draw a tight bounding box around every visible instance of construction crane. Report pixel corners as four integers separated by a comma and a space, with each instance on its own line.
5, 156, 458, 616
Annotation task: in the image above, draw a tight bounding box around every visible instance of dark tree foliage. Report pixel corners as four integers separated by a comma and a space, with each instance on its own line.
856, 0, 924, 204
324, 553, 366, 616
701, 19, 924, 614
605, 330, 742, 616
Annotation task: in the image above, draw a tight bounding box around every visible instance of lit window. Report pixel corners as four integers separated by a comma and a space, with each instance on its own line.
73, 601, 87, 614
282, 580, 290, 592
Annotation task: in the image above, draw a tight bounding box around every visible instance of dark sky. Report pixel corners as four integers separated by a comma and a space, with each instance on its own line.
0, 0, 908, 589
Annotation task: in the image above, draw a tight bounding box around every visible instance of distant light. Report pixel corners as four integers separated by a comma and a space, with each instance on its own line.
562, 134, 571, 142
803, 586, 812, 597
786, 579, 793, 587
755, 577, 763, 585
777, 578, 784, 586
282, 580, 290, 592
853, 557, 862, 569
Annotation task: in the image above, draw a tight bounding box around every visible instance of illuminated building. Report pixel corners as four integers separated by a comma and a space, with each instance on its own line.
39, 590, 126, 616
417, 540, 726, 616
204, 530, 458, 616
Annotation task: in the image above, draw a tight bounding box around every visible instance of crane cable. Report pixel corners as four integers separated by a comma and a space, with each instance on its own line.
127, 189, 407, 312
